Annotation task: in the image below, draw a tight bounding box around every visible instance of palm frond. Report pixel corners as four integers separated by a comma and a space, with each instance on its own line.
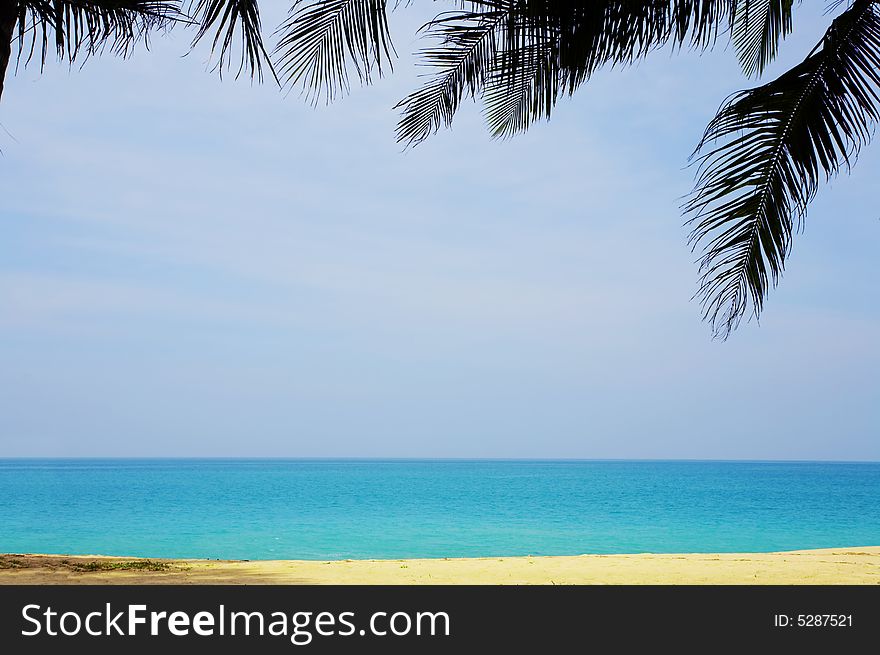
400, 1, 743, 144
670, 0, 739, 49
482, 1, 681, 139
732, 0, 794, 77
483, 38, 559, 138
0, 4, 16, 101
188, 0, 276, 82
395, 9, 505, 146
685, 0, 880, 338
15, 1, 180, 69
274, 0, 394, 103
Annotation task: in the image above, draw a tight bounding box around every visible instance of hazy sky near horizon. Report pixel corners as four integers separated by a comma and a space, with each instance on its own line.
0, 3, 877, 459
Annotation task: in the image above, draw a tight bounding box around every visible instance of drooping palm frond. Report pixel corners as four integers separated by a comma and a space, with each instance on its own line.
731, 0, 794, 77
483, 38, 559, 138
0, 3, 18, 100
188, 0, 275, 82
685, 0, 880, 338
479, 2, 592, 140
395, 8, 505, 146
397, 1, 744, 143
483, 1, 746, 138
483, 1, 672, 138
274, 0, 394, 103
15, 1, 180, 69
670, 0, 739, 49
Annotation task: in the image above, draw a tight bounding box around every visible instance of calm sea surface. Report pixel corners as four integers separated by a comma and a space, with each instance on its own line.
1, 459, 878, 559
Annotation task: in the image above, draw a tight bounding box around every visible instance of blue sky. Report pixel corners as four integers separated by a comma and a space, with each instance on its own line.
0, 3, 877, 458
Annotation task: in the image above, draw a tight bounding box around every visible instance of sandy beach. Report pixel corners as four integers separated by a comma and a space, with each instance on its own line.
1, 547, 878, 585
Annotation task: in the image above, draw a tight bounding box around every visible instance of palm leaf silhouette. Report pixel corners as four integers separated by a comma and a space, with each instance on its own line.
188, 0, 276, 82
13, 1, 179, 66
732, 0, 795, 77
401, 1, 742, 141
274, 0, 394, 103
395, 8, 504, 146
686, 0, 880, 338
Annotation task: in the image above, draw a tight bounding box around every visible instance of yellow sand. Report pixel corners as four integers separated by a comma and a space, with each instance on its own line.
2, 547, 879, 584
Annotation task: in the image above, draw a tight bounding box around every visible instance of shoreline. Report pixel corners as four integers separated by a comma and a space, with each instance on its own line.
2, 547, 879, 584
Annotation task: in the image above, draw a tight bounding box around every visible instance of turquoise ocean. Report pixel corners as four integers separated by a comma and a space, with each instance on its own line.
1, 459, 878, 560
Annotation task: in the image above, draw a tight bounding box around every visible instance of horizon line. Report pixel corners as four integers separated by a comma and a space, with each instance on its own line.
1, 456, 878, 464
